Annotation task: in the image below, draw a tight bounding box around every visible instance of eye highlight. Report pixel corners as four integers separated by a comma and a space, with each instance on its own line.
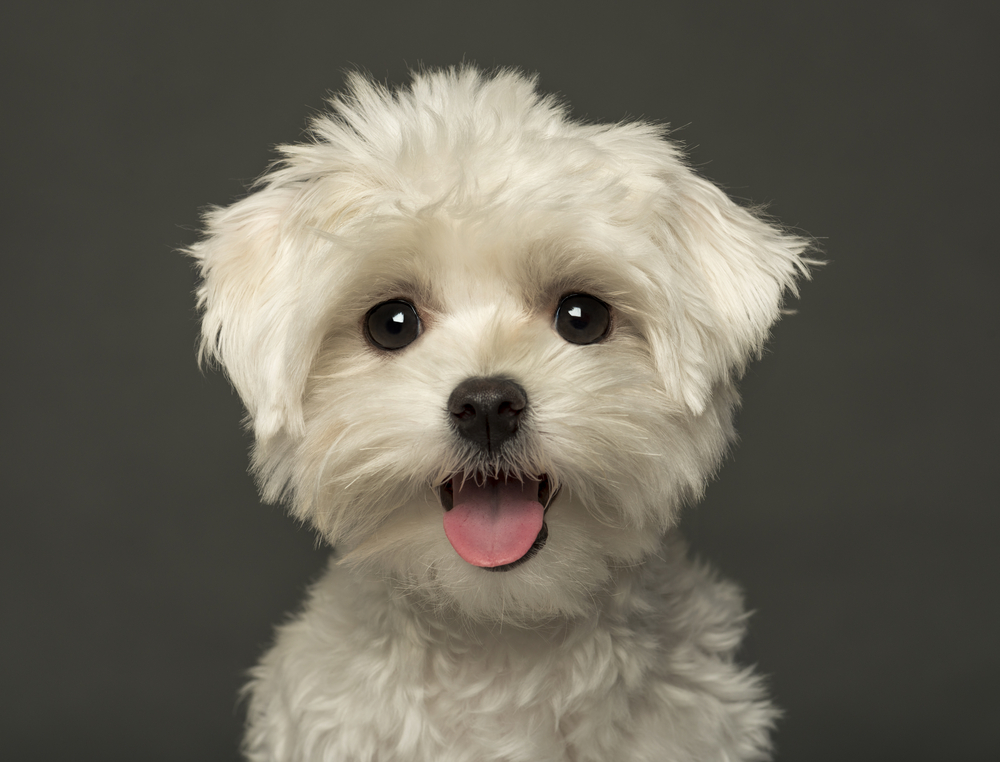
365, 300, 421, 350
554, 293, 611, 345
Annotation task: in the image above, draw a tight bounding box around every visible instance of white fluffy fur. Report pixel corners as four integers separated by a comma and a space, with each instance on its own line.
190, 68, 808, 761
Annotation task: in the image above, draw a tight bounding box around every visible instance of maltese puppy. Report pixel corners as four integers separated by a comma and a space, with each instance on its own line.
191, 68, 808, 761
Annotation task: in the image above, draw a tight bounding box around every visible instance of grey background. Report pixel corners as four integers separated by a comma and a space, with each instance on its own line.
3, 1, 998, 760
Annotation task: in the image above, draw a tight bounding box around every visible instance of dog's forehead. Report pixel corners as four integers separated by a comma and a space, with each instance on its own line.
355, 211, 651, 314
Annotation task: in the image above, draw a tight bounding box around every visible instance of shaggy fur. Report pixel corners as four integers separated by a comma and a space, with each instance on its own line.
190, 67, 809, 761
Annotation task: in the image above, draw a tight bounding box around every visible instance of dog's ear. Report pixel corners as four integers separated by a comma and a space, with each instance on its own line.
646, 162, 810, 415
189, 183, 320, 442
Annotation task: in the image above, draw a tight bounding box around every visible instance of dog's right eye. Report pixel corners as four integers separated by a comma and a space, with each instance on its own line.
365, 300, 421, 350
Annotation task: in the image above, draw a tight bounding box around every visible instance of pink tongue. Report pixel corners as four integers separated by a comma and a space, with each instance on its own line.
443, 476, 544, 568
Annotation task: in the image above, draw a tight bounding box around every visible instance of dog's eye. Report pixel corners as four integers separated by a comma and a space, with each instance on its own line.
365, 300, 421, 350
554, 294, 611, 345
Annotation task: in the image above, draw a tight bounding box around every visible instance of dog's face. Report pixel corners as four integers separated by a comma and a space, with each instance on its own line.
191, 69, 806, 623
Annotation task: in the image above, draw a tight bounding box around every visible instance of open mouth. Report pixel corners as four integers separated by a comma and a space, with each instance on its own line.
439, 473, 552, 572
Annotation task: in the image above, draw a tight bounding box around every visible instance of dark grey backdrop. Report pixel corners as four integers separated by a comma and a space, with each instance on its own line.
3, 1, 998, 760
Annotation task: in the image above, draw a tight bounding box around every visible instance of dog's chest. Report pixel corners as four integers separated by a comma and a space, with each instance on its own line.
405, 625, 660, 756
248, 573, 669, 761
245, 557, 773, 762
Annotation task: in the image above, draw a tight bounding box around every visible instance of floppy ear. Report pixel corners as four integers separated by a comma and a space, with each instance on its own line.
649, 168, 810, 415
189, 183, 319, 442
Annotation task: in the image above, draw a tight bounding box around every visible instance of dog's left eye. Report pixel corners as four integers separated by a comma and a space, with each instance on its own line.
554, 294, 611, 345
365, 300, 421, 350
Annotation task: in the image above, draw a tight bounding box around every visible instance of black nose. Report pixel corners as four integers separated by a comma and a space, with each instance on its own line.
448, 377, 527, 452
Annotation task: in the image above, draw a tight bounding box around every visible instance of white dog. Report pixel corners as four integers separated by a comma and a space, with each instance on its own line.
190, 68, 808, 761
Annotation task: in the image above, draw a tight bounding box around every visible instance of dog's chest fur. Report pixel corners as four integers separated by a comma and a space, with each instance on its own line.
243, 534, 775, 762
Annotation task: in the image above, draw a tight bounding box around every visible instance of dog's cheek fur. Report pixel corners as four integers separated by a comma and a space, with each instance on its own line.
253, 339, 455, 549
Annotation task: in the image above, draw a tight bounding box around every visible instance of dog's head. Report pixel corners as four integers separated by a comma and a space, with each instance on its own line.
191, 69, 807, 622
